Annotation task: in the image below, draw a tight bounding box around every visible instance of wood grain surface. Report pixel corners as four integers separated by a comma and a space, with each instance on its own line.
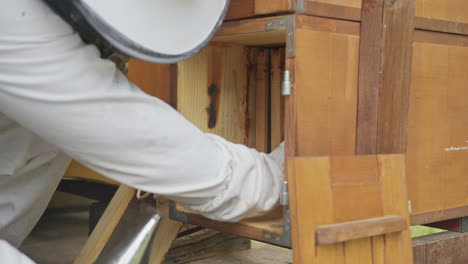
288, 155, 412, 263
407, 41, 468, 217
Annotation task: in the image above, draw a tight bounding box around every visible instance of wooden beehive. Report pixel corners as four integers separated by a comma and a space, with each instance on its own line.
67, 1, 467, 263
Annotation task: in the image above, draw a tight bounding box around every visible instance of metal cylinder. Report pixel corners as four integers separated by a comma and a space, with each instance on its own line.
95, 200, 161, 264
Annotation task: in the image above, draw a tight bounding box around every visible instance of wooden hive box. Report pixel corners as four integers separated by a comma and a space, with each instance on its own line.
65, 1, 467, 262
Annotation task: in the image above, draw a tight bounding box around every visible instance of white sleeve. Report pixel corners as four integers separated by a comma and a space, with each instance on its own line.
0, 2, 283, 222
0, 240, 36, 264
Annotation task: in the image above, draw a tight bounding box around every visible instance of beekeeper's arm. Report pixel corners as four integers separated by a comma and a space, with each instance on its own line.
0, 3, 283, 222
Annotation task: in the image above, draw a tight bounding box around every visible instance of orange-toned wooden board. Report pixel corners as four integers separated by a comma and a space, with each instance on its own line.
407, 41, 468, 219
288, 155, 412, 263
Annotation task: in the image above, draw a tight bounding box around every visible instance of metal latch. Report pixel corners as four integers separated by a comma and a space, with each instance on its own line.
280, 181, 289, 206
281, 70, 292, 96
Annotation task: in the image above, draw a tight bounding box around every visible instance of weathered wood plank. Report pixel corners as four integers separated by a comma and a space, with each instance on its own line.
255, 48, 270, 152
413, 232, 468, 264
289, 155, 411, 263
414, 30, 468, 47
411, 205, 468, 226
166, 229, 250, 264
75, 185, 135, 264
316, 216, 407, 245
270, 47, 285, 150
376, 0, 415, 154
355, 0, 384, 154
415, 17, 468, 36
356, 0, 415, 155
416, 0, 468, 25
225, 0, 294, 21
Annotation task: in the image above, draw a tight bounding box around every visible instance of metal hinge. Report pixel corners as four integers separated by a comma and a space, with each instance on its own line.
408, 200, 413, 213
282, 70, 292, 96
280, 181, 289, 206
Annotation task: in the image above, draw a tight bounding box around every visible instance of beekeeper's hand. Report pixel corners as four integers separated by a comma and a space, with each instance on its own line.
180, 136, 285, 222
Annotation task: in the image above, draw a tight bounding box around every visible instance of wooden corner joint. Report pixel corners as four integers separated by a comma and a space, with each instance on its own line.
315, 215, 408, 245
266, 16, 296, 58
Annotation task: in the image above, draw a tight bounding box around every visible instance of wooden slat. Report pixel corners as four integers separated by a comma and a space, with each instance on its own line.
216, 15, 360, 47
127, 60, 173, 104
376, 0, 415, 154
414, 30, 468, 47
416, 0, 468, 25
295, 15, 360, 36
305, 0, 468, 36
75, 185, 135, 264
307, 0, 361, 9
316, 215, 407, 245
165, 230, 250, 263
355, 0, 384, 154
371, 236, 385, 264
293, 27, 359, 156
407, 41, 468, 218
415, 17, 468, 36
305, 1, 361, 21
413, 232, 468, 264
289, 155, 412, 263
356, 0, 415, 154
270, 47, 285, 150
255, 0, 292, 15
344, 238, 373, 264
247, 48, 259, 148
255, 48, 270, 152
225, 0, 256, 21
288, 157, 344, 264
411, 205, 468, 226
380, 154, 413, 263
177, 43, 253, 145
174, 208, 284, 245
225, 0, 294, 21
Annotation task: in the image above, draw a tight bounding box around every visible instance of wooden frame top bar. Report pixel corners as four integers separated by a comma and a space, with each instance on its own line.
214, 14, 360, 46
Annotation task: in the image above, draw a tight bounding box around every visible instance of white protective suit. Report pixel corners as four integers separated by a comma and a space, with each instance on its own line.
0, 0, 284, 261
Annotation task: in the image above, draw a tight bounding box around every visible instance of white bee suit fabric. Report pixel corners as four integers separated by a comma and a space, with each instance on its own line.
0, 0, 283, 260
0, 241, 35, 264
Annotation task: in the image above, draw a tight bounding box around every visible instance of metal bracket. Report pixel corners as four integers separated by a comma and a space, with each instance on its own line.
266, 16, 296, 58
263, 206, 292, 248
296, 0, 306, 13
169, 200, 189, 223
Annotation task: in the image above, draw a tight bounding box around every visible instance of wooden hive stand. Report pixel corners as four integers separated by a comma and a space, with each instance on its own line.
67, 0, 468, 263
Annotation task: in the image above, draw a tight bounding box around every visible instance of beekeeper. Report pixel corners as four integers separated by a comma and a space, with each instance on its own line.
0, 0, 284, 262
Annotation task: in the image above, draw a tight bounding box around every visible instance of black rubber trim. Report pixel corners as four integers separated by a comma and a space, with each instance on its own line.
43, 0, 230, 64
